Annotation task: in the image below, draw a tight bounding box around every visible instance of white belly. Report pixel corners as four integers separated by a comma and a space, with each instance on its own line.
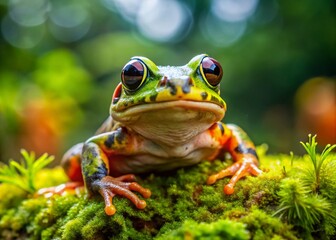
108, 121, 222, 175
109, 147, 219, 174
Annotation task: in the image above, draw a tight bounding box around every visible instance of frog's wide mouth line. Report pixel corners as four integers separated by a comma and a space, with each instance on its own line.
111, 100, 225, 122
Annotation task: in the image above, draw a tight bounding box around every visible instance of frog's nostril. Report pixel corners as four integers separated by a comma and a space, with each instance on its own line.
159, 77, 177, 95
182, 77, 193, 94
166, 79, 177, 95
159, 76, 169, 87
159, 76, 193, 95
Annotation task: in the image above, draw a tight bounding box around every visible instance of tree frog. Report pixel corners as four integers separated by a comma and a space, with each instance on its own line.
43, 54, 262, 216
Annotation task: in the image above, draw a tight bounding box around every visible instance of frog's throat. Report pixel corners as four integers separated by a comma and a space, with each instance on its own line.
111, 100, 225, 124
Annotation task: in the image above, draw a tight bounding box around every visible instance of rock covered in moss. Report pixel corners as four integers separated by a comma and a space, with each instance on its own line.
0, 151, 335, 239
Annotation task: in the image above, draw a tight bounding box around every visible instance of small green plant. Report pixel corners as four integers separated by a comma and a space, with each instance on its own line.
274, 135, 336, 234
274, 178, 333, 231
300, 134, 336, 193
0, 149, 54, 193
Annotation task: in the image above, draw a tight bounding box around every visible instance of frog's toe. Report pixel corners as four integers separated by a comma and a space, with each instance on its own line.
206, 161, 241, 185
115, 174, 137, 182
98, 187, 116, 215
105, 205, 117, 216
93, 175, 151, 215
37, 182, 83, 198
207, 157, 262, 195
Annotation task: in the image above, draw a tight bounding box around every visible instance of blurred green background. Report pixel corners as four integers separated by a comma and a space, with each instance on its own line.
0, 0, 335, 162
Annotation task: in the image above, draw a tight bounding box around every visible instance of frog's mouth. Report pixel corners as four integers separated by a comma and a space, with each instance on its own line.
112, 100, 224, 124
112, 100, 225, 144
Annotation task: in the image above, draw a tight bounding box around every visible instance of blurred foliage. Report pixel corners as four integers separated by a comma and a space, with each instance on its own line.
0, 0, 335, 161
0, 150, 54, 193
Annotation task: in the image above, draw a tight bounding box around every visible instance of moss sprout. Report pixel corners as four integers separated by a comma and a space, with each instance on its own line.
274, 135, 336, 237
300, 134, 336, 193
274, 178, 333, 231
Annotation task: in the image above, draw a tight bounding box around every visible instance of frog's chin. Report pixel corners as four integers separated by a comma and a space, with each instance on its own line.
111, 100, 225, 144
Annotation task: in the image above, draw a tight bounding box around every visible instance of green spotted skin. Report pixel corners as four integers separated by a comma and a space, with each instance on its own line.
111, 54, 226, 113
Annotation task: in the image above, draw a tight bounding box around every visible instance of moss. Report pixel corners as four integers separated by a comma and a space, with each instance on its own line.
0, 184, 27, 215
241, 208, 298, 240
156, 219, 249, 240
0, 152, 335, 239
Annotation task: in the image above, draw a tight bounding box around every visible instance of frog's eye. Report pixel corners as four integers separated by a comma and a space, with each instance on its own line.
121, 60, 147, 91
200, 57, 223, 87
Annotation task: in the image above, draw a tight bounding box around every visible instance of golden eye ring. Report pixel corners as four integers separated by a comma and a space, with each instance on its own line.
121, 59, 147, 92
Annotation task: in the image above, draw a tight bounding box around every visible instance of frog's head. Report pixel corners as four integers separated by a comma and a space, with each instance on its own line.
111, 54, 226, 143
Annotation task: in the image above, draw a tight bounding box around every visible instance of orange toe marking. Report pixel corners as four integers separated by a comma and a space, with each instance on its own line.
224, 183, 235, 195
207, 175, 218, 185
105, 205, 116, 216
137, 200, 147, 209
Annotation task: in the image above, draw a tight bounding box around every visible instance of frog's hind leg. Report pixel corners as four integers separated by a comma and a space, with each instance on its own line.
61, 143, 84, 183
37, 143, 84, 197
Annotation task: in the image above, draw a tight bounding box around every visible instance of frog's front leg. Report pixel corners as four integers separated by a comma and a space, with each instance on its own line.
83, 128, 151, 215
207, 123, 262, 194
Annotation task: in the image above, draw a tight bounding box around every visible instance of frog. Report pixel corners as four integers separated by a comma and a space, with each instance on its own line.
40, 54, 262, 216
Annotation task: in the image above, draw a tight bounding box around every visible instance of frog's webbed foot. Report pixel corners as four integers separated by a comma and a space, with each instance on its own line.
207, 157, 262, 195
37, 182, 84, 198
92, 174, 151, 216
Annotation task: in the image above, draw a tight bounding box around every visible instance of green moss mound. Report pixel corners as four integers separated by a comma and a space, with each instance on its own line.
0, 149, 335, 239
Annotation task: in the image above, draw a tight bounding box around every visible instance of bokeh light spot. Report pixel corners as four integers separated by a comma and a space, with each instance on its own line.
1, 15, 45, 49
113, 0, 142, 23
136, 0, 193, 42
49, 18, 91, 42
49, 2, 89, 28
211, 0, 259, 22
200, 13, 246, 47
8, 0, 48, 27
48, 2, 91, 42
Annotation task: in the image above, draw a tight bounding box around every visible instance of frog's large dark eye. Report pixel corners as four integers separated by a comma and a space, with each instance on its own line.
121, 60, 147, 91
200, 57, 223, 87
